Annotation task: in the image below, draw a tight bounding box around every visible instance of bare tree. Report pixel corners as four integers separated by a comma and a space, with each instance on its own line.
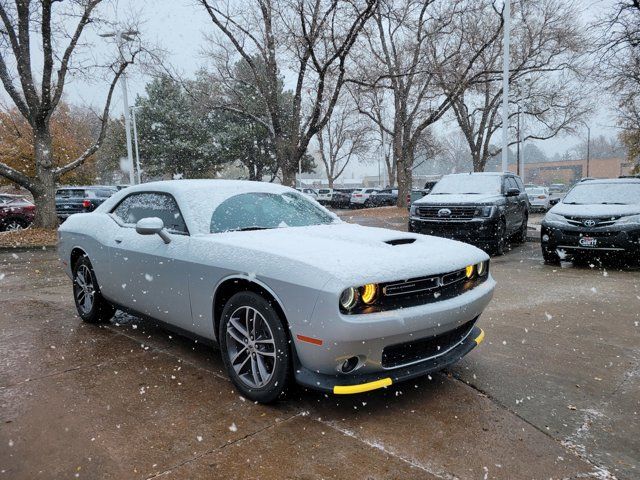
596, 1, 640, 169
197, 0, 377, 186
315, 101, 369, 187
350, 0, 504, 207
0, 0, 140, 227
449, 0, 590, 172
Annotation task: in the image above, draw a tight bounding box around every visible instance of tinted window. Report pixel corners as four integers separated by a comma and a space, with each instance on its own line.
112, 193, 188, 234
504, 177, 519, 192
210, 192, 334, 233
56, 189, 85, 198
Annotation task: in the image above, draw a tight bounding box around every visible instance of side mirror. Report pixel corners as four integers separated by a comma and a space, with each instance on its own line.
135, 217, 171, 244
505, 188, 520, 197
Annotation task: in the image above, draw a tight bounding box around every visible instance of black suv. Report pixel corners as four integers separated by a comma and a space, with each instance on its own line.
55, 186, 118, 222
540, 178, 640, 264
408, 172, 529, 254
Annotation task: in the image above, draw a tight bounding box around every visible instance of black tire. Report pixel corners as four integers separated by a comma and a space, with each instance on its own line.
491, 219, 507, 256
72, 255, 115, 323
542, 245, 560, 265
515, 214, 528, 244
219, 291, 290, 403
1, 217, 28, 232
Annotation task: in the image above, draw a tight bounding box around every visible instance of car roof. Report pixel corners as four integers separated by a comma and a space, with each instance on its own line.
578, 178, 640, 185
442, 172, 513, 177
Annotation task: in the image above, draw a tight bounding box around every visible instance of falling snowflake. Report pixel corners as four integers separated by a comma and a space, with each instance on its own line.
229, 423, 238, 432
145, 273, 153, 282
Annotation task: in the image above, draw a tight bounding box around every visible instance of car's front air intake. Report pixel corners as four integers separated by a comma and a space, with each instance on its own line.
384, 238, 416, 246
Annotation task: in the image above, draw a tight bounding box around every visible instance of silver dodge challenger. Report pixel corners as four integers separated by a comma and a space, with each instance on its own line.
58, 180, 494, 402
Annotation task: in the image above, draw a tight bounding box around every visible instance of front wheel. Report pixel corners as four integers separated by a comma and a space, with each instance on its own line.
515, 215, 528, 244
542, 246, 560, 265
491, 219, 507, 256
219, 292, 291, 403
72, 256, 115, 323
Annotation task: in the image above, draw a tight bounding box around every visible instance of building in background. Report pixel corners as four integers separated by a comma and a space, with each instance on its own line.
506, 157, 632, 185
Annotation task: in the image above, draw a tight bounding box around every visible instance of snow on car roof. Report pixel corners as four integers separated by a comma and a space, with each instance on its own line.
580, 178, 640, 184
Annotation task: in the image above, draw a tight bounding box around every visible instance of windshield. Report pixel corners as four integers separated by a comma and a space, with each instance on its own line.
210, 192, 334, 233
562, 183, 640, 205
430, 175, 502, 195
527, 188, 546, 195
56, 189, 85, 198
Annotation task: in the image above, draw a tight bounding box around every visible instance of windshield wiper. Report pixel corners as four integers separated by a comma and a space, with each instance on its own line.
563, 201, 582, 205
234, 226, 272, 232
599, 202, 627, 205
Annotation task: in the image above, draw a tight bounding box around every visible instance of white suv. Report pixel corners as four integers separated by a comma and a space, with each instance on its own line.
317, 188, 333, 204
350, 188, 380, 207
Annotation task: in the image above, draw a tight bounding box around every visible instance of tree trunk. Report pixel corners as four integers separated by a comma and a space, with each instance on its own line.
328, 177, 334, 188
281, 166, 296, 187
394, 135, 411, 208
31, 128, 59, 229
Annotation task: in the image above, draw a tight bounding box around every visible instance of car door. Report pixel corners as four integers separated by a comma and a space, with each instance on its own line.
108, 192, 193, 329
503, 177, 520, 232
513, 177, 529, 222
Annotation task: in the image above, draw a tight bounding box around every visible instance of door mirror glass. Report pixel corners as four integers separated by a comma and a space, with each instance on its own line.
506, 187, 520, 197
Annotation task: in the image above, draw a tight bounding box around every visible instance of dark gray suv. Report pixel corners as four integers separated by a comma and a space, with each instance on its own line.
408, 172, 529, 255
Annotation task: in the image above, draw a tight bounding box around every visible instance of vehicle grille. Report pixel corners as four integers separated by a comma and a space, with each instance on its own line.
415, 206, 476, 220
381, 318, 477, 368
565, 216, 619, 227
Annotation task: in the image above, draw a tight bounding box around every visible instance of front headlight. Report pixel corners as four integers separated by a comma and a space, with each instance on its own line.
474, 206, 494, 217
476, 260, 489, 276
409, 204, 417, 216
339, 287, 358, 311
616, 214, 640, 225
544, 212, 567, 224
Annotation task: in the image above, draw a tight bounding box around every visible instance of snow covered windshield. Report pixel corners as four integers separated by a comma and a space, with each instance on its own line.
430, 175, 502, 195
210, 192, 334, 233
563, 183, 640, 205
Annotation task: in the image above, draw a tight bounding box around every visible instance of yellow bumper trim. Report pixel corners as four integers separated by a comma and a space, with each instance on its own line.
333, 377, 392, 395
474, 328, 485, 345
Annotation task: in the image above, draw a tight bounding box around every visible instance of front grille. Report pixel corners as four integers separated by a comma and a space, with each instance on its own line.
381, 318, 477, 368
416, 206, 476, 220
565, 216, 619, 227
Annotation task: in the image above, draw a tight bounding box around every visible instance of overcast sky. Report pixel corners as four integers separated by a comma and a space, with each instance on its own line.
17, 0, 623, 178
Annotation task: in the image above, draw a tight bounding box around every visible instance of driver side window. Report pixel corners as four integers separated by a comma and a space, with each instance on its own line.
112, 193, 188, 234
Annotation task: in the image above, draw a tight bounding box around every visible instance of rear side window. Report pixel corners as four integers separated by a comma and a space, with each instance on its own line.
112, 192, 188, 234
93, 189, 116, 198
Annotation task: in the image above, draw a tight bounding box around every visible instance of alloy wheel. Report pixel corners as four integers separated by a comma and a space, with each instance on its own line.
5, 221, 23, 231
74, 264, 95, 315
225, 306, 277, 389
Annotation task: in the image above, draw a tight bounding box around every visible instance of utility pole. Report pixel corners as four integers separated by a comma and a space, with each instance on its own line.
516, 103, 521, 177
99, 30, 139, 185
585, 124, 591, 177
501, 0, 511, 173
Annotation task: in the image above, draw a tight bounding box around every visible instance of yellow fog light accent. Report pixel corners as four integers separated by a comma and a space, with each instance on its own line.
465, 265, 475, 278
361, 283, 378, 304
333, 377, 392, 395
474, 329, 485, 345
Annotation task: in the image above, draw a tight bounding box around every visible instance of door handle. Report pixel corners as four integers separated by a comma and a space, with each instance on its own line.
115, 237, 123, 244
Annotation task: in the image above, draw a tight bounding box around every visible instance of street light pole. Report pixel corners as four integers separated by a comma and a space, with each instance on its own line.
501, 0, 511, 173
99, 30, 139, 185
585, 124, 591, 177
131, 106, 142, 184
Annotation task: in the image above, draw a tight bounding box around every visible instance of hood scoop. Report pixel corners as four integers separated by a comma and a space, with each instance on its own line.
384, 238, 416, 246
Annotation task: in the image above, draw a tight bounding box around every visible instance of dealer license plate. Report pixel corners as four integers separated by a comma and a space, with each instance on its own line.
579, 236, 597, 247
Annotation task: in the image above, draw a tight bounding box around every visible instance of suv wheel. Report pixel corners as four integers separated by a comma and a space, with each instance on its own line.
3, 217, 27, 231
542, 246, 560, 265
491, 219, 507, 255
219, 292, 291, 403
72, 256, 115, 323
515, 215, 528, 244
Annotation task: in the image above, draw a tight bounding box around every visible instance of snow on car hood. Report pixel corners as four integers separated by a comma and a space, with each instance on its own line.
415, 193, 503, 205
551, 202, 640, 217
195, 222, 488, 286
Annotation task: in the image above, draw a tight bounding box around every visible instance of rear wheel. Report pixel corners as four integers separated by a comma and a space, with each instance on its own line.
2, 217, 28, 232
72, 256, 115, 323
219, 292, 290, 403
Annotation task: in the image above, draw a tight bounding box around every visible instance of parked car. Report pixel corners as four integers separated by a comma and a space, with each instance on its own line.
409, 172, 529, 255
58, 180, 494, 403
407, 180, 440, 208
369, 189, 398, 207
296, 187, 318, 200
317, 188, 333, 205
55, 186, 118, 222
540, 178, 640, 264
548, 183, 567, 206
350, 187, 380, 207
525, 186, 551, 211
329, 188, 355, 208
0, 194, 35, 231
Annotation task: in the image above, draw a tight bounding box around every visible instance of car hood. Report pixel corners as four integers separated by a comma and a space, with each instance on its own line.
195, 222, 488, 286
551, 203, 640, 217
415, 193, 503, 205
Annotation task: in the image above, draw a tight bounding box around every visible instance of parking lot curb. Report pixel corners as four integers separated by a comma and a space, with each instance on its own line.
0, 245, 56, 253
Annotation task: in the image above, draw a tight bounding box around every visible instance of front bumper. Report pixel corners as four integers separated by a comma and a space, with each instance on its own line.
409, 216, 500, 245
295, 326, 485, 394
541, 223, 640, 255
